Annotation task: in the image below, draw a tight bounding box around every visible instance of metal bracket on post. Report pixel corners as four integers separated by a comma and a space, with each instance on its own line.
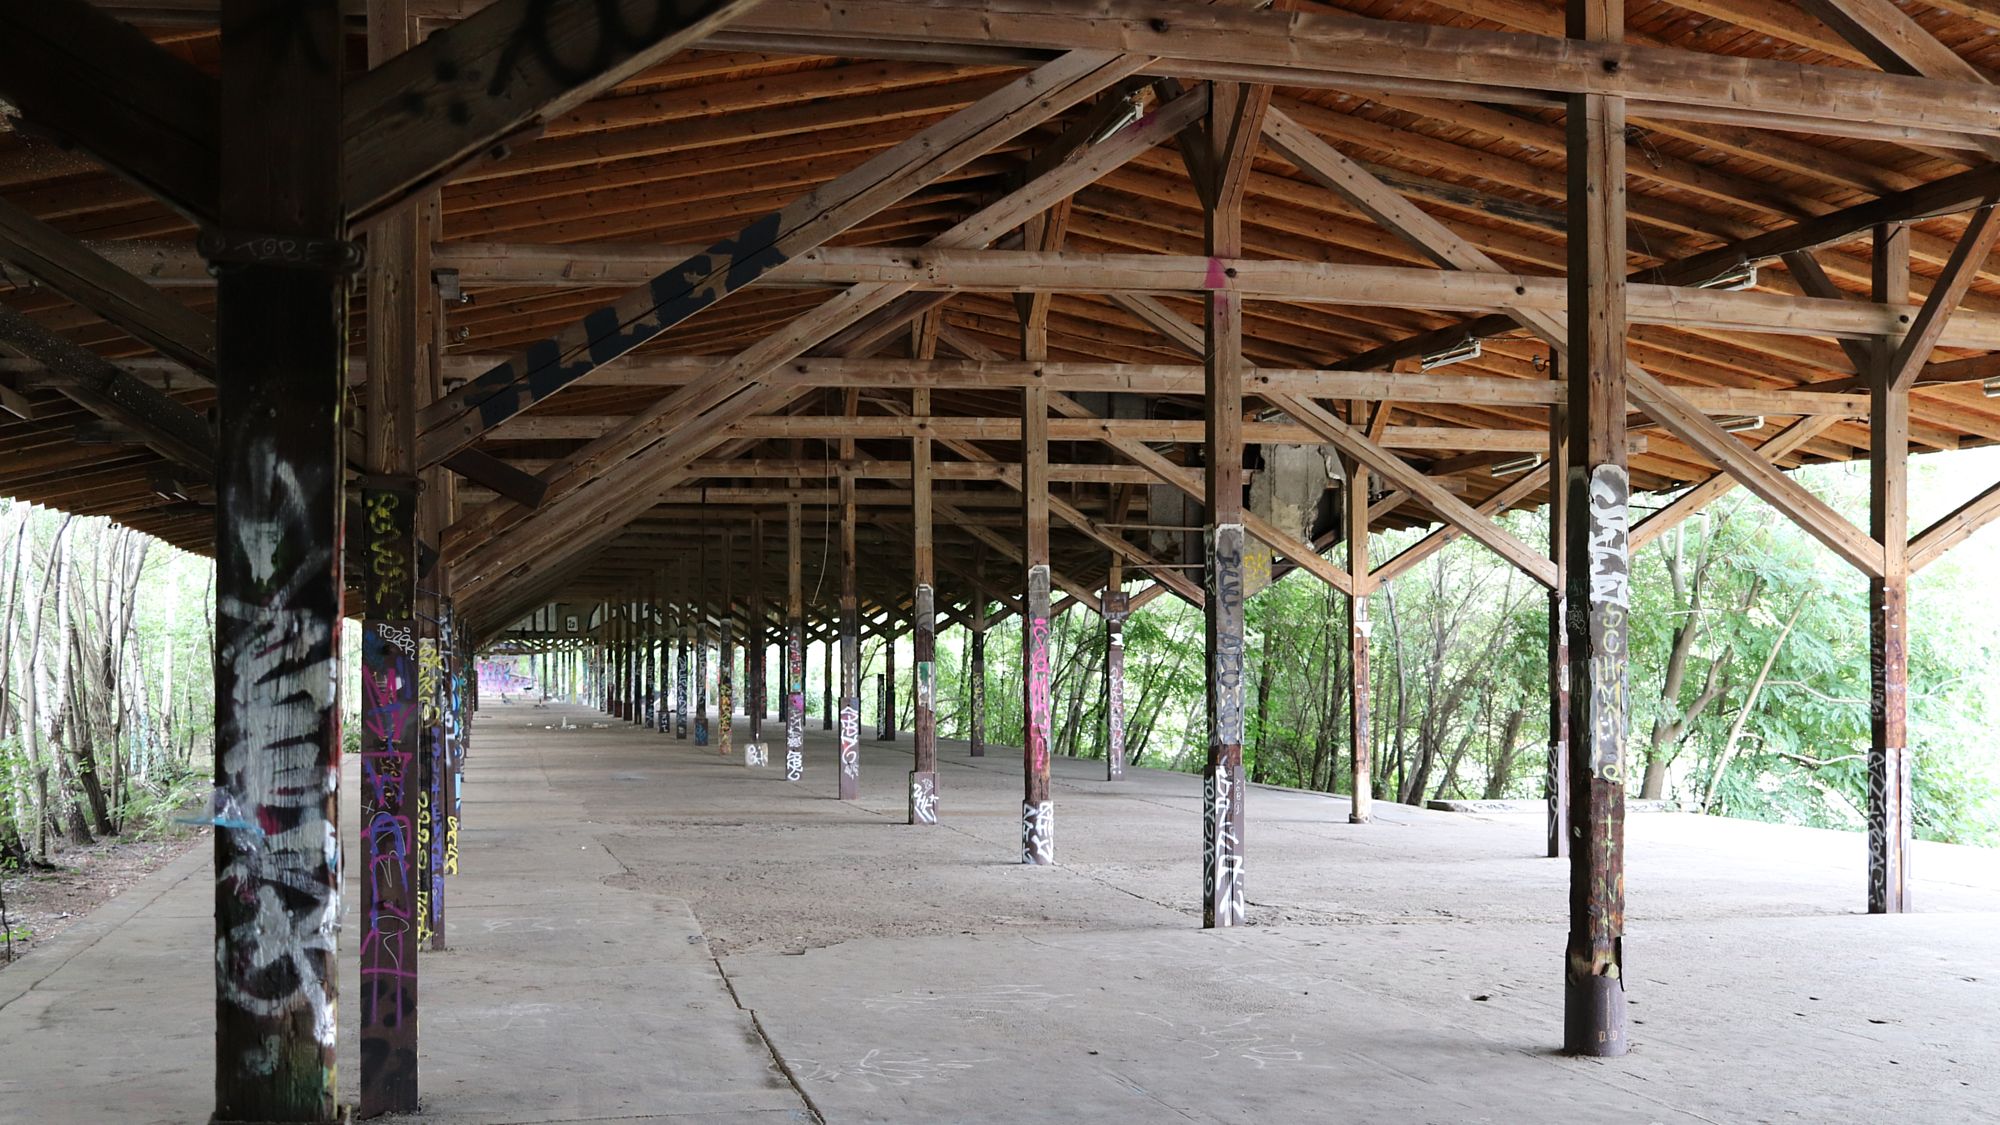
199, 228, 364, 274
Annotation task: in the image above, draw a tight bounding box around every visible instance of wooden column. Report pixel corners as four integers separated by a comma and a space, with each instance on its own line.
356, 1, 423, 1101
676, 567, 690, 738
1200, 82, 1266, 928
1547, 356, 1572, 859
1869, 222, 1914, 914
1103, 583, 1128, 782
212, 0, 344, 1117
786, 498, 806, 781
911, 388, 940, 821
838, 450, 862, 799
1346, 450, 1373, 825
1021, 379, 1055, 863
749, 515, 765, 751
720, 528, 736, 757
1563, 0, 1632, 1057
696, 540, 711, 746
880, 635, 896, 741
823, 635, 834, 731
969, 591, 989, 758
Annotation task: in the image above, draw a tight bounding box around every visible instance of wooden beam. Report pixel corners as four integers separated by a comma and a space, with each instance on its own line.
443, 87, 1205, 610
1882, 201, 2000, 394
732, 0, 2000, 142
0, 198, 216, 375
0, 0, 220, 225
1264, 391, 1556, 587
0, 304, 212, 476
1628, 415, 1839, 550
1342, 158, 2000, 373
344, 0, 768, 221
1368, 462, 1552, 586
1264, 104, 1882, 578
1907, 479, 2000, 573
415, 50, 1150, 466
1868, 220, 1914, 915
1048, 392, 1354, 595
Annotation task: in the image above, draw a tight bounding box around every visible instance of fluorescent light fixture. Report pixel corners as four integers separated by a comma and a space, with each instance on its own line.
1718, 415, 1765, 433
1984, 376, 2000, 399
1419, 336, 1481, 371
1490, 454, 1541, 477
1700, 261, 1758, 291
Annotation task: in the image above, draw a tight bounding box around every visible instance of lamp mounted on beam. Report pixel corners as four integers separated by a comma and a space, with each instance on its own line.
1490, 454, 1541, 477
1698, 260, 1758, 292
1419, 336, 1481, 371
1717, 415, 1765, 433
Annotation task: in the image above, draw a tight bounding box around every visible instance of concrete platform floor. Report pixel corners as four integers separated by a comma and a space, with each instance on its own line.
3, 700, 1997, 1124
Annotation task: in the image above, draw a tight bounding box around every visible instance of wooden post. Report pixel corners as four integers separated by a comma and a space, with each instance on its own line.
1200, 82, 1266, 928
356, 3, 423, 1110
1563, 0, 1632, 1057
969, 575, 988, 758
1103, 583, 1128, 782
1547, 354, 1572, 859
750, 514, 765, 751
676, 566, 690, 738
1869, 221, 1914, 914
911, 386, 940, 821
838, 389, 863, 798
880, 634, 897, 742
696, 538, 711, 747
823, 634, 834, 731
786, 498, 806, 781
1346, 448, 1373, 825
720, 528, 736, 757
212, 0, 344, 1117
1022, 379, 1055, 863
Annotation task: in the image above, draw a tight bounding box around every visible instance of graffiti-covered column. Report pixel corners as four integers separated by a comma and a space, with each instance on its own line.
1103, 587, 1127, 781
416, 600, 445, 952
676, 583, 690, 739
822, 635, 834, 731
1021, 384, 1054, 864
969, 593, 987, 758
1563, 0, 1632, 1054
786, 500, 806, 781
212, 0, 344, 1117
879, 635, 896, 742
1547, 362, 1571, 859
1199, 84, 1262, 928
1346, 453, 1373, 824
838, 471, 862, 799
1869, 222, 1915, 914
719, 528, 735, 758
910, 388, 939, 821
432, 598, 460, 952
748, 515, 766, 758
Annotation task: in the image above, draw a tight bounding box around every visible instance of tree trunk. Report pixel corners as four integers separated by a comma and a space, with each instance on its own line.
1484, 708, 1527, 799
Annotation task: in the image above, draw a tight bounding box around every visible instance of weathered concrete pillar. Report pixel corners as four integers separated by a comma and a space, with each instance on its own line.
213, 0, 343, 1116
1563, 0, 1632, 1054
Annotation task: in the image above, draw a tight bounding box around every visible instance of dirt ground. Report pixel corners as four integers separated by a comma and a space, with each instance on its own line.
0, 829, 202, 969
